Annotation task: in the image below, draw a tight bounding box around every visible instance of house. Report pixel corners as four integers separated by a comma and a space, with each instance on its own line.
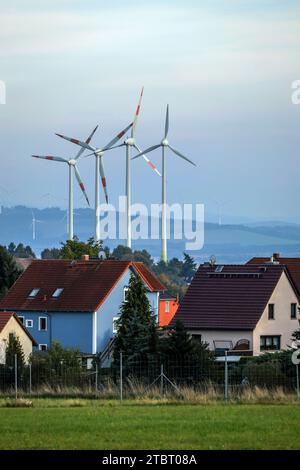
0, 256, 164, 355
0, 311, 37, 364
172, 263, 299, 356
159, 291, 179, 327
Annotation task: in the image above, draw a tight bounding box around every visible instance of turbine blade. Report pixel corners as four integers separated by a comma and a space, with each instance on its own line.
102, 122, 133, 151
134, 144, 161, 177
32, 155, 68, 163
131, 144, 161, 160
99, 157, 108, 203
75, 125, 99, 160
74, 165, 90, 206
131, 87, 144, 138
164, 104, 169, 138
168, 144, 196, 166
55, 133, 95, 152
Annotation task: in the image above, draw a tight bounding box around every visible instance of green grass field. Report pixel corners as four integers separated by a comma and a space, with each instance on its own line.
0, 400, 299, 450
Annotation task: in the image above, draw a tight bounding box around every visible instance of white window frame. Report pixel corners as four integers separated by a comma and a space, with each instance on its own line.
123, 286, 129, 301
38, 344, 48, 351
25, 319, 33, 328
18, 316, 25, 325
165, 301, 170, 313
39, 316, 47, 331
113, 316, 120, 334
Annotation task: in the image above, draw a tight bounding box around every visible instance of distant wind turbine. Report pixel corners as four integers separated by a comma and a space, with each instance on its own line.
30, 210, 43, 241
32, 126, 97, 240
56, 121, 133, 242
132, 105, 196, 262
106, 88, 161, 248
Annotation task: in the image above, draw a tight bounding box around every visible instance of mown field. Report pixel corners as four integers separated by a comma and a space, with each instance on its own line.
0, 399, 299, 449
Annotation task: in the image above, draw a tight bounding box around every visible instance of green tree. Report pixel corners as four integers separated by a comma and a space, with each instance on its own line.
181, 253, 197, 283
161, 320, 212, 362
7, 242, 35, 258
112, 244, 133, 261
0, 245, 22, 299
41, 247, 61, 259
5, 333, 25, 368
59, 236, 103, 260
113, 273, 158, 361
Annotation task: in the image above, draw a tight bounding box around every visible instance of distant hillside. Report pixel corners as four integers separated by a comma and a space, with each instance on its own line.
0, 206, 299, 263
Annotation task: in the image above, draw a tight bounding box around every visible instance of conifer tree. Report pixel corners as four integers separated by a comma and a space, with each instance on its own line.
113, 273, 158, 361
5, 334, 25, 369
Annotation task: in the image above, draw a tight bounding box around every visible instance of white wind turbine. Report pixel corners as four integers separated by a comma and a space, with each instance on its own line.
56, 121, 133, 242
30, 210, 43, 241
106, 88, 161, 248
132, 105, 196, 263
32, 126, 97, 240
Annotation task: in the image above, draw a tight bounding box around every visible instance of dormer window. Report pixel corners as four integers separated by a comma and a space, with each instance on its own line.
28, 288, 40, 298
52, 288, 64, 298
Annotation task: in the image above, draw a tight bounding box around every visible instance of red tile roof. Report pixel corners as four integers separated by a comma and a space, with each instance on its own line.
248, 256, 300, 295
0, 259, 164, 313
0, 311, 37, 345
172, 264, 287, 330
14, 257, 34, 271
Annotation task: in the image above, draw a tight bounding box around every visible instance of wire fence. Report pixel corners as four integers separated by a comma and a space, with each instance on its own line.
0, 352, 299, 400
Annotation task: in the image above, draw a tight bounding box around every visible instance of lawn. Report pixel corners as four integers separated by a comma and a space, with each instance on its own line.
0, 400, 299, 450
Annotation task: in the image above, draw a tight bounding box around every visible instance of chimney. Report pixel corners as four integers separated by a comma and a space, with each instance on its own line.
273, 252, 280, 260
81, 254, 90, 262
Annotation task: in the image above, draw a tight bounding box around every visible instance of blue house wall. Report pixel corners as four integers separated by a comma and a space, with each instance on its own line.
12, 310, 93, 353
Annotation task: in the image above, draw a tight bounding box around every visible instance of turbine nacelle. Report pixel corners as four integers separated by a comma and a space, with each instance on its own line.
68, 159, 77, 166
161, 138, 169, 147
124, 137, 135, 146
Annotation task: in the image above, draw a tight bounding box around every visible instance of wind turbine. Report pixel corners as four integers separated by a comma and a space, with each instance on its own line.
30, 210, 43, 241
132, 105, 196, 262
56, 121, 133, 242
32, 126, 97, 240
106, 88, 161, 248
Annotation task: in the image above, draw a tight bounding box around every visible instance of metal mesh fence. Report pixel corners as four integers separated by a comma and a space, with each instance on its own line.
0, 353, 299, 399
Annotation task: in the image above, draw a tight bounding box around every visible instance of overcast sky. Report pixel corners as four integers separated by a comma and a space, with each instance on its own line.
0, 0, 300, 222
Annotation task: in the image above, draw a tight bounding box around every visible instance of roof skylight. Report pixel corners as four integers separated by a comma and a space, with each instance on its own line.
52, 288, 64, 298
28, 288, 40, 298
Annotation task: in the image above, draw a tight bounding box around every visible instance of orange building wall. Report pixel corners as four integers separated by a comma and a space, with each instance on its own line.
159, 299, 179, 326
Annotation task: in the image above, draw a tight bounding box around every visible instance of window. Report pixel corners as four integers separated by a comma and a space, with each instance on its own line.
39, 344, 47, 351
28, 288, 40, 298
113, 316, 120, 334
25, 319, 33, 328
123, 286, 129, 301
165, 301, 170, 313
291, 303, 297, 319
52, 288, 64, 298
268, 304, 274, 320
39, 317, 47, 331
260, 335, 281, 351
18, 316, 24, 325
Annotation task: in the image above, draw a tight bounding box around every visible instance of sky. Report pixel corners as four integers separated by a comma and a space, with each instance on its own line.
0, 0, 300, 222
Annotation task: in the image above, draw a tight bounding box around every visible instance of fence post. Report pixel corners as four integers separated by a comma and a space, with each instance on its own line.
95, 363, 98, 394
160, 364, 164, 396
29, 363, 32, 395
224, 351, 228, 402
296, 364, 299, 399
14, 354, 18, 400
120, 352, 123, 401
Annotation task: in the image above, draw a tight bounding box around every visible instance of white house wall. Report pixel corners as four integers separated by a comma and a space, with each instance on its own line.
188, 329, 253, 352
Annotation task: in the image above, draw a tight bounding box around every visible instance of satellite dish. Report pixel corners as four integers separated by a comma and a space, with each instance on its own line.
98, 250, 107, 260
292, 349, 300, 365
209, 255, 217, 266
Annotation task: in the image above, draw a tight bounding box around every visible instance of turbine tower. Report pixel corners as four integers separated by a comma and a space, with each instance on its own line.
32, 126, 96, 240
56, 122, 133, 242
132, 105, 196, 262
108, 88, 161, 248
